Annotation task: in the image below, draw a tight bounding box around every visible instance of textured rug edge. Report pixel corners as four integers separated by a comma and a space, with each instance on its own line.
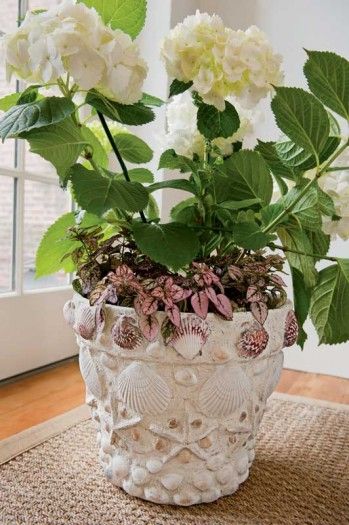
0, 393, 348, 466
0, 404, 90, 465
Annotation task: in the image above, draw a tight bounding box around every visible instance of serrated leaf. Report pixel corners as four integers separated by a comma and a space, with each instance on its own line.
290, 267, 310, 348
113, 132, 153, 163
234, 221, 273, 250
170, 197, 198, 224
35, 211, 102, 277
169, 79, 193, 98
306, 229, 330, 262
220, 150, 273, 205
197, 100, 240, 140
261, 202, 289, 227
271, 87, 330, 160
158, 149, 197, 173
255, 140, 296, 181
132, 221, 199, 270
145, 194, 159, 220
22, 118, 87, 185
282, 186, 322, 231
304, 50, 349, 120
275, 136, 340, 171
218, 198, 261, 210
310, 258, 349, 344
141, 93, 164, 107
0, 93, 21, 111
70, 163, 149, 215
148, 178, 196, 195
114, 168, 153, 183
0, 97, 75, 140
79, 0, 146, 38
81, 125, 108, 169
86, 91, 154, 125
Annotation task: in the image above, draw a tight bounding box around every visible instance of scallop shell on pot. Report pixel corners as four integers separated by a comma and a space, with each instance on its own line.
112, 315, 143, 350
237, 326, 269, 358
73, 303, 104, 341
169, 316, 210, 359
284, 310, 299, 347
63, 300, 75, 327
117, 362, 171, 415
79, 347, 105, 400
199, 365, 251, 417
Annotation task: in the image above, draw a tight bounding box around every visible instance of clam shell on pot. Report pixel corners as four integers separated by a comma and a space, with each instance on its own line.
73, 303, 104, 341
169, 316, 210, 359
112, 315, 143, 350
237, 326, 269, 358
63, 300, 75, 327
79, 347, 105, 400
199, 365, 251, 417
284, 310, 299, 347
117, 362, 171, 415
174, 367, 198, 386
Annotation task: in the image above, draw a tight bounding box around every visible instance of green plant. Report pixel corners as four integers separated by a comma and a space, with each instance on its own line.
1, 1, 349, 346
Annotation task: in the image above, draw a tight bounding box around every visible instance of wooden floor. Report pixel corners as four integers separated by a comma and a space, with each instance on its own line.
0, 360, 348, 440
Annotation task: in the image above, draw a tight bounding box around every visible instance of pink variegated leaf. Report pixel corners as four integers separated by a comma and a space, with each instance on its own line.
181, 288, 192, 300
165, 303, 181, 327
171, 284, 186, 302
251, 301, 268, 325
214, 294, 233, 320
191, 291, 209, 319
270, 274, 287, 287
228, 265, 243, 280
95, 304, 105, 333
205, 286, 218, 306
139, 314, 159, 342
140, 295, 158, 316
246, 285, 262, 303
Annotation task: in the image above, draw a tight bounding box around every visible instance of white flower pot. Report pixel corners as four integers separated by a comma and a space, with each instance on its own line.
64, 294, 297, 506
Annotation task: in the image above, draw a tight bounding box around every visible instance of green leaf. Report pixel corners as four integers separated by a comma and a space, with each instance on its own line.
290, 267, 311, 348
81, 125, 108, 169
141, 93, 164, 107
218, 198, 261, 210
306, 229, 330, 261
70, 163, 149, 215
35, 211, 102, 277
0, 93, 21, 111
170, 197, 197, 223
86, 91, 154, 125
22, 118, 87, 185
17, 85, 40, 105
132, 222, 200, 270
114, 168, 153, 183
147, 178, 196, 195
255, 140, 296, 181
261, 202, 289, 227
169, 79, 193, 98
145, 194, 160, 221
282, 186, 322, 231
220, 150, 273, 205
233, 221, 273, 250
310, 258, 349, 344
0, 97, 75, 140
275, 136, 340, 171
197, 100, 240, 140
158, 149, 197, 173
278, 221, 318, 287
79, 0, 146, 38
271, 87, 330, 159
113, 132, 153, 163
304, 50, 349, 120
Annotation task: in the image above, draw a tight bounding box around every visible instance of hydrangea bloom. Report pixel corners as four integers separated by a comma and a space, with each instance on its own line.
164, 91, 253, 158
2, 0, 147, 104
319, 150, 349, 240
161, 11, 283, 110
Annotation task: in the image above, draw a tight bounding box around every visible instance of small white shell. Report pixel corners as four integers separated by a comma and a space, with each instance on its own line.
117, 362, 171, 415
199, 365, 251, 417
169, 316, 210, 359
143, 486, 170, 504
206, 454, 225, 471
173, 488, 200, 506
111, 454, 129, 480
192, 471, 214, 491
174, 367, 198, 386
112, 315, 143, 350
63, 300, 75, 326
122, 478, 144, 498
201, 488, 222, 503
146, 458, 163, 474
79, 348, 104, 400
234, 450, 249, 475
161, 473, 183, 491
216, 465, 235, 485
146, 341, 163, 358
131, 466, 148, 485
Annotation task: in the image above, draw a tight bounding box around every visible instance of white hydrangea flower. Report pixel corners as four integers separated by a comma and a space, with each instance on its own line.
2, 0, 147, 104
319, 149, 349, 240
164, 91, 254, 158
161, 11, 283, 110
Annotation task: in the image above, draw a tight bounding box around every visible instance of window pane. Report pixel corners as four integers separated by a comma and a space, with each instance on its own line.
0, 176, 14, 293
23, 180, 70, 290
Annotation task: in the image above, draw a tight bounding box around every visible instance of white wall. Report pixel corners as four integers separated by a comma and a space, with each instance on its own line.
167, 0, 349, 377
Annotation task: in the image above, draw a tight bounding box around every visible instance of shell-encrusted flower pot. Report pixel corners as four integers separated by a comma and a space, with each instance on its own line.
64, 294, 298, 506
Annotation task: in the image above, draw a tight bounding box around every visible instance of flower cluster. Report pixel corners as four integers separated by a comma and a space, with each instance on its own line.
161, 11, 283, 110
3, 0, 147, 104
165, 91, 253, 158
319, 150, 349, 240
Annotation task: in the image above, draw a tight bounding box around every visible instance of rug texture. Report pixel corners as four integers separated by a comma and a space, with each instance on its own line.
0, 393, 348, 525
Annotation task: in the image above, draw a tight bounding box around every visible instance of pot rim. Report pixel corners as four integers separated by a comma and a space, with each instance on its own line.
72, 293, 293, 322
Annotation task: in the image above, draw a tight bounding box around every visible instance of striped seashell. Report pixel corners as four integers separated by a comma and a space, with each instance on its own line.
73, 303, 104, 341
237, 326, 269, 358
169, 316, 210, 359
199, 365, 251, 417
117, 362, 171, 415
284, 310, 299, 347
112, 315, 143, 350
63, 300, 75, 326
79, 347, 105, 400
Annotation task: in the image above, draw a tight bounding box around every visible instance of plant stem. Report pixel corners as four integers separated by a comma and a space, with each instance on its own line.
270, 243, 337, 262
262, 139, 349, 234
97, 111, 147, 224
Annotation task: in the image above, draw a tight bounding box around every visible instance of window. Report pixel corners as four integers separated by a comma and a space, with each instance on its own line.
0, 0, 72, 296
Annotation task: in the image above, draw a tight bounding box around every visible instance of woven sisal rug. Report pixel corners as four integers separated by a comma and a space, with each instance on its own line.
0, 393, 348, 525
